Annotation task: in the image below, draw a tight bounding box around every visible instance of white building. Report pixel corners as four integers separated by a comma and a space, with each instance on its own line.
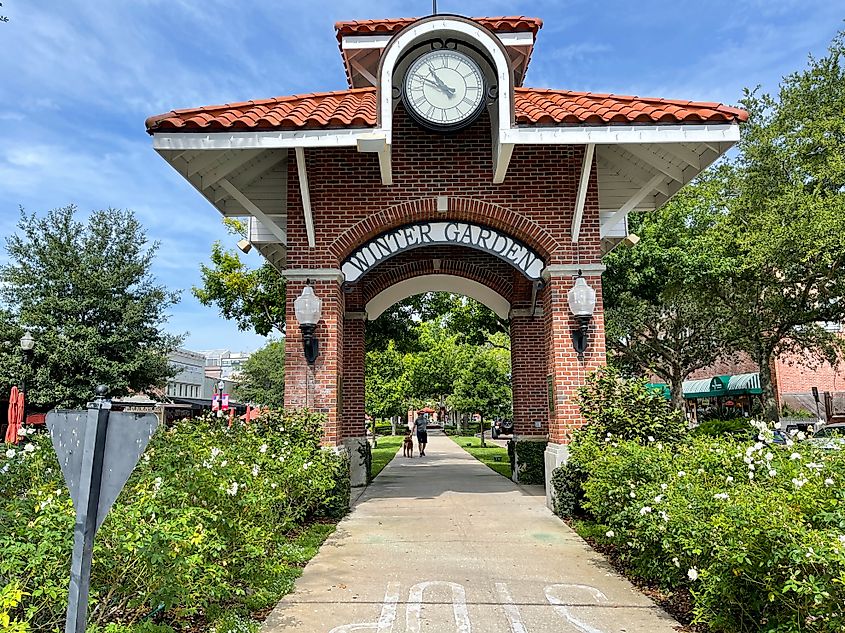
167, 348, 205, 400
199, 349, 252, 381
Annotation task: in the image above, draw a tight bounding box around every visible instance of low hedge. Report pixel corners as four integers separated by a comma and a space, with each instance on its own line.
554, 430, 845, 632
0, 409, 348, 631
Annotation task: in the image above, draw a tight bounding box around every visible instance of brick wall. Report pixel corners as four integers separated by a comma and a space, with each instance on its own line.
284, 104, 605, 445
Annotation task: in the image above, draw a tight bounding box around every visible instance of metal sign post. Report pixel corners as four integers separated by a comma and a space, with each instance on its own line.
47, 386, 159, 633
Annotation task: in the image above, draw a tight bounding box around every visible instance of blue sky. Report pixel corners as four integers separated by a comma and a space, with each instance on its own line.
0, 1, 841, 352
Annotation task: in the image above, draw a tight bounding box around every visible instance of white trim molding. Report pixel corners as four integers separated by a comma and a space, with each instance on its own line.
542, 263, 606, 279
282, 268, 345, 283
501, 123, 741, 146
366, 275, 511, 320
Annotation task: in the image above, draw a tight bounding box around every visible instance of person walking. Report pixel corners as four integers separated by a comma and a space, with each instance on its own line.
413, 412, 428, 456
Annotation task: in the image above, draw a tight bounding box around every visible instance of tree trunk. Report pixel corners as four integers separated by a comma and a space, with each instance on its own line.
391, 416, 397, 436
757, 351, 780, 423
669, 372, 685, 413
480, 413, 486, 447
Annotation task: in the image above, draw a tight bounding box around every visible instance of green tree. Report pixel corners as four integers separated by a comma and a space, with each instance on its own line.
603, 174, 733, 410
365, 341, 409, 430
233, 340, 285, 408
0, 206, 182, 408
442, 295, 509, 349
193, 219, 286, 336
449, 346, 511, 446
694, 32, 845, 421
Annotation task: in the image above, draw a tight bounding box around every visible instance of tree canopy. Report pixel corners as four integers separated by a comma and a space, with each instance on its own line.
233, 339, 285, 408
193, 219, 286, 337
603, 172, 733, 410
690, 33, 845, 420
0, 206, 182, 408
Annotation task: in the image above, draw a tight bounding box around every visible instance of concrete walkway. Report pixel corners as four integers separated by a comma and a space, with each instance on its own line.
262, 434, 680, 633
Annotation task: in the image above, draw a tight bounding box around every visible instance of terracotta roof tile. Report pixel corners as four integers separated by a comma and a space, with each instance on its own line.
144, 89, 378, 133
145, 87, 747, 134
513, 88, 748, 125
334, 16, 543, 40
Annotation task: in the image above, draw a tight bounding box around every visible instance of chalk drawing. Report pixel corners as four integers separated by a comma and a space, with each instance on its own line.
327, 582, 400, 633
406, 581, 471, 633
544, 584, 609, 633
329, 580, 611, 633
494, 582, 528, 633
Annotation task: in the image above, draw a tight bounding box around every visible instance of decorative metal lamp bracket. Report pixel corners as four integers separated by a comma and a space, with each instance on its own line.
572, 315, 591, 361
301, 324, 319, 366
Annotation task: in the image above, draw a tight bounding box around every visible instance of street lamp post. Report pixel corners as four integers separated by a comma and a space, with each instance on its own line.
217, 379, 225, 418
19, 330, 35, 428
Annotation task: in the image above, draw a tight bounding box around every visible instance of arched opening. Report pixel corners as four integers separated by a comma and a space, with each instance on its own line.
366, 275, 511, 320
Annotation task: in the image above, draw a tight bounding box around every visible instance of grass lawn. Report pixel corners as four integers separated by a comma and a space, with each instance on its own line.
370, 435, 404, 479
448, 435, 512, 479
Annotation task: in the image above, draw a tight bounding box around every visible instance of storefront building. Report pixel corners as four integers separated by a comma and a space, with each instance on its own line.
146, 14, 746, 499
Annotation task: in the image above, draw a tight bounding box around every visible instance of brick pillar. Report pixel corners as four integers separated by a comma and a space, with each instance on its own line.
283, 274, 344, 446
341, 312, 368, 487
542, 266, 606, 505
510, 313, 548, 437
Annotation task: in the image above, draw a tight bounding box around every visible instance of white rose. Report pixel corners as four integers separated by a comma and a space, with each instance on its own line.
687, 568, 699, 581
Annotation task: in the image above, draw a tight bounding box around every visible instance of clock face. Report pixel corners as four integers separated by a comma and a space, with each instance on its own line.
402, 49, 486, 131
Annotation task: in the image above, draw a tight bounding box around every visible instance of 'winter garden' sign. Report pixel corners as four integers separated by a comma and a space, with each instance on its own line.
341, 221, 544, 282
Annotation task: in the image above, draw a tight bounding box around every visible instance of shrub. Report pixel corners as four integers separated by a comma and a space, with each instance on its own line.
577, 366, 687, 443
691, 417, 757, 440
0, 409, 346, 630
511, 440, 547, 484
569, 431, 845, 632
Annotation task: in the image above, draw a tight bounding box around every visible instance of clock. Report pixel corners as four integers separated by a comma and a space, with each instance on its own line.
402, 49, 487, 132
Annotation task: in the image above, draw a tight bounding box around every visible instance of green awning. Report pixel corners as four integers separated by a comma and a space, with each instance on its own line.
683, 375, 730, 399
726, 372, 762, 395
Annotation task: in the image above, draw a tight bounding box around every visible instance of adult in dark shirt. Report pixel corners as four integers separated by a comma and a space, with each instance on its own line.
414, 413, 428, 456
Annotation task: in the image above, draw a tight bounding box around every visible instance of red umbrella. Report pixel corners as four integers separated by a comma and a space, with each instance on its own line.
5, 386, 24, 445
419, 406, 435, 414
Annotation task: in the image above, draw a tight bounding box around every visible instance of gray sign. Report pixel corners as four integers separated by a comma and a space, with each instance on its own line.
47, 397, 159, 633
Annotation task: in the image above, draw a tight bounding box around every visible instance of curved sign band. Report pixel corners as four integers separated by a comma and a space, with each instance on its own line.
342, 221, 544, 282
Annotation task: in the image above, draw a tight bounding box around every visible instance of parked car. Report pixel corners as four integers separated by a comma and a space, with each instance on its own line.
805, 423, 845, 450
491, 418, 514, 439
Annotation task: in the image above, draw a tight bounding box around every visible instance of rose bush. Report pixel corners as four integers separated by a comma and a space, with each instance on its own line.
0, 409, 348, 631
560, 429, 845, 632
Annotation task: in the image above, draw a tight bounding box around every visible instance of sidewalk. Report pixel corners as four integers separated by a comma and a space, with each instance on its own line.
262, 434, 680, 632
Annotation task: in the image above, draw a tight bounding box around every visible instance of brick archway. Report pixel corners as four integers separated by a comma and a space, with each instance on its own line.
329, 197, 560, 265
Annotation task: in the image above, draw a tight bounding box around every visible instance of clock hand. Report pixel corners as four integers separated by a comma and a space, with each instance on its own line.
420, 76, 452, 93
427, 66, 455, 97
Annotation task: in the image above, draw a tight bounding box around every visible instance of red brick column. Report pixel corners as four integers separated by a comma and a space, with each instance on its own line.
283, 274, 344, 446
510, 313, 548, 436
543, 268, 606, 445
342, 313, 367, 440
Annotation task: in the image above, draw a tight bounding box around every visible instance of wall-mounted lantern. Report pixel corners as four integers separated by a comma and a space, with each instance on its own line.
294, 282, 322, 366
567, 272, 597, 360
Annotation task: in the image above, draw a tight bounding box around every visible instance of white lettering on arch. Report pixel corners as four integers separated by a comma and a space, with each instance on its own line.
342, 222, 544, 282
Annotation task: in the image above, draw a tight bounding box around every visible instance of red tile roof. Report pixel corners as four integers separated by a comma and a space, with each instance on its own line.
334, 16, 543, 40
145, 89, 377, 133
146, 87, 746, 133
514, 88, 748, 125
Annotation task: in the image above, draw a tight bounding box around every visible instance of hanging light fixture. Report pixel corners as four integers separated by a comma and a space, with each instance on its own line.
567, 272, 597, 359
294, 281, 323, 365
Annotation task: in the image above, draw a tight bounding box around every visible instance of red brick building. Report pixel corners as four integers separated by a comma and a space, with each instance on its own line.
147, 14, 746, 499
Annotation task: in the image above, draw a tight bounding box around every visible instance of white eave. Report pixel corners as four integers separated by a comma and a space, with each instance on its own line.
151, 118, 739, 268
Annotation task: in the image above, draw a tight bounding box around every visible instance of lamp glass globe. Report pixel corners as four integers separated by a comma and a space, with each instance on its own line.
294, 285, 323, 326
567, 277, 597, 317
